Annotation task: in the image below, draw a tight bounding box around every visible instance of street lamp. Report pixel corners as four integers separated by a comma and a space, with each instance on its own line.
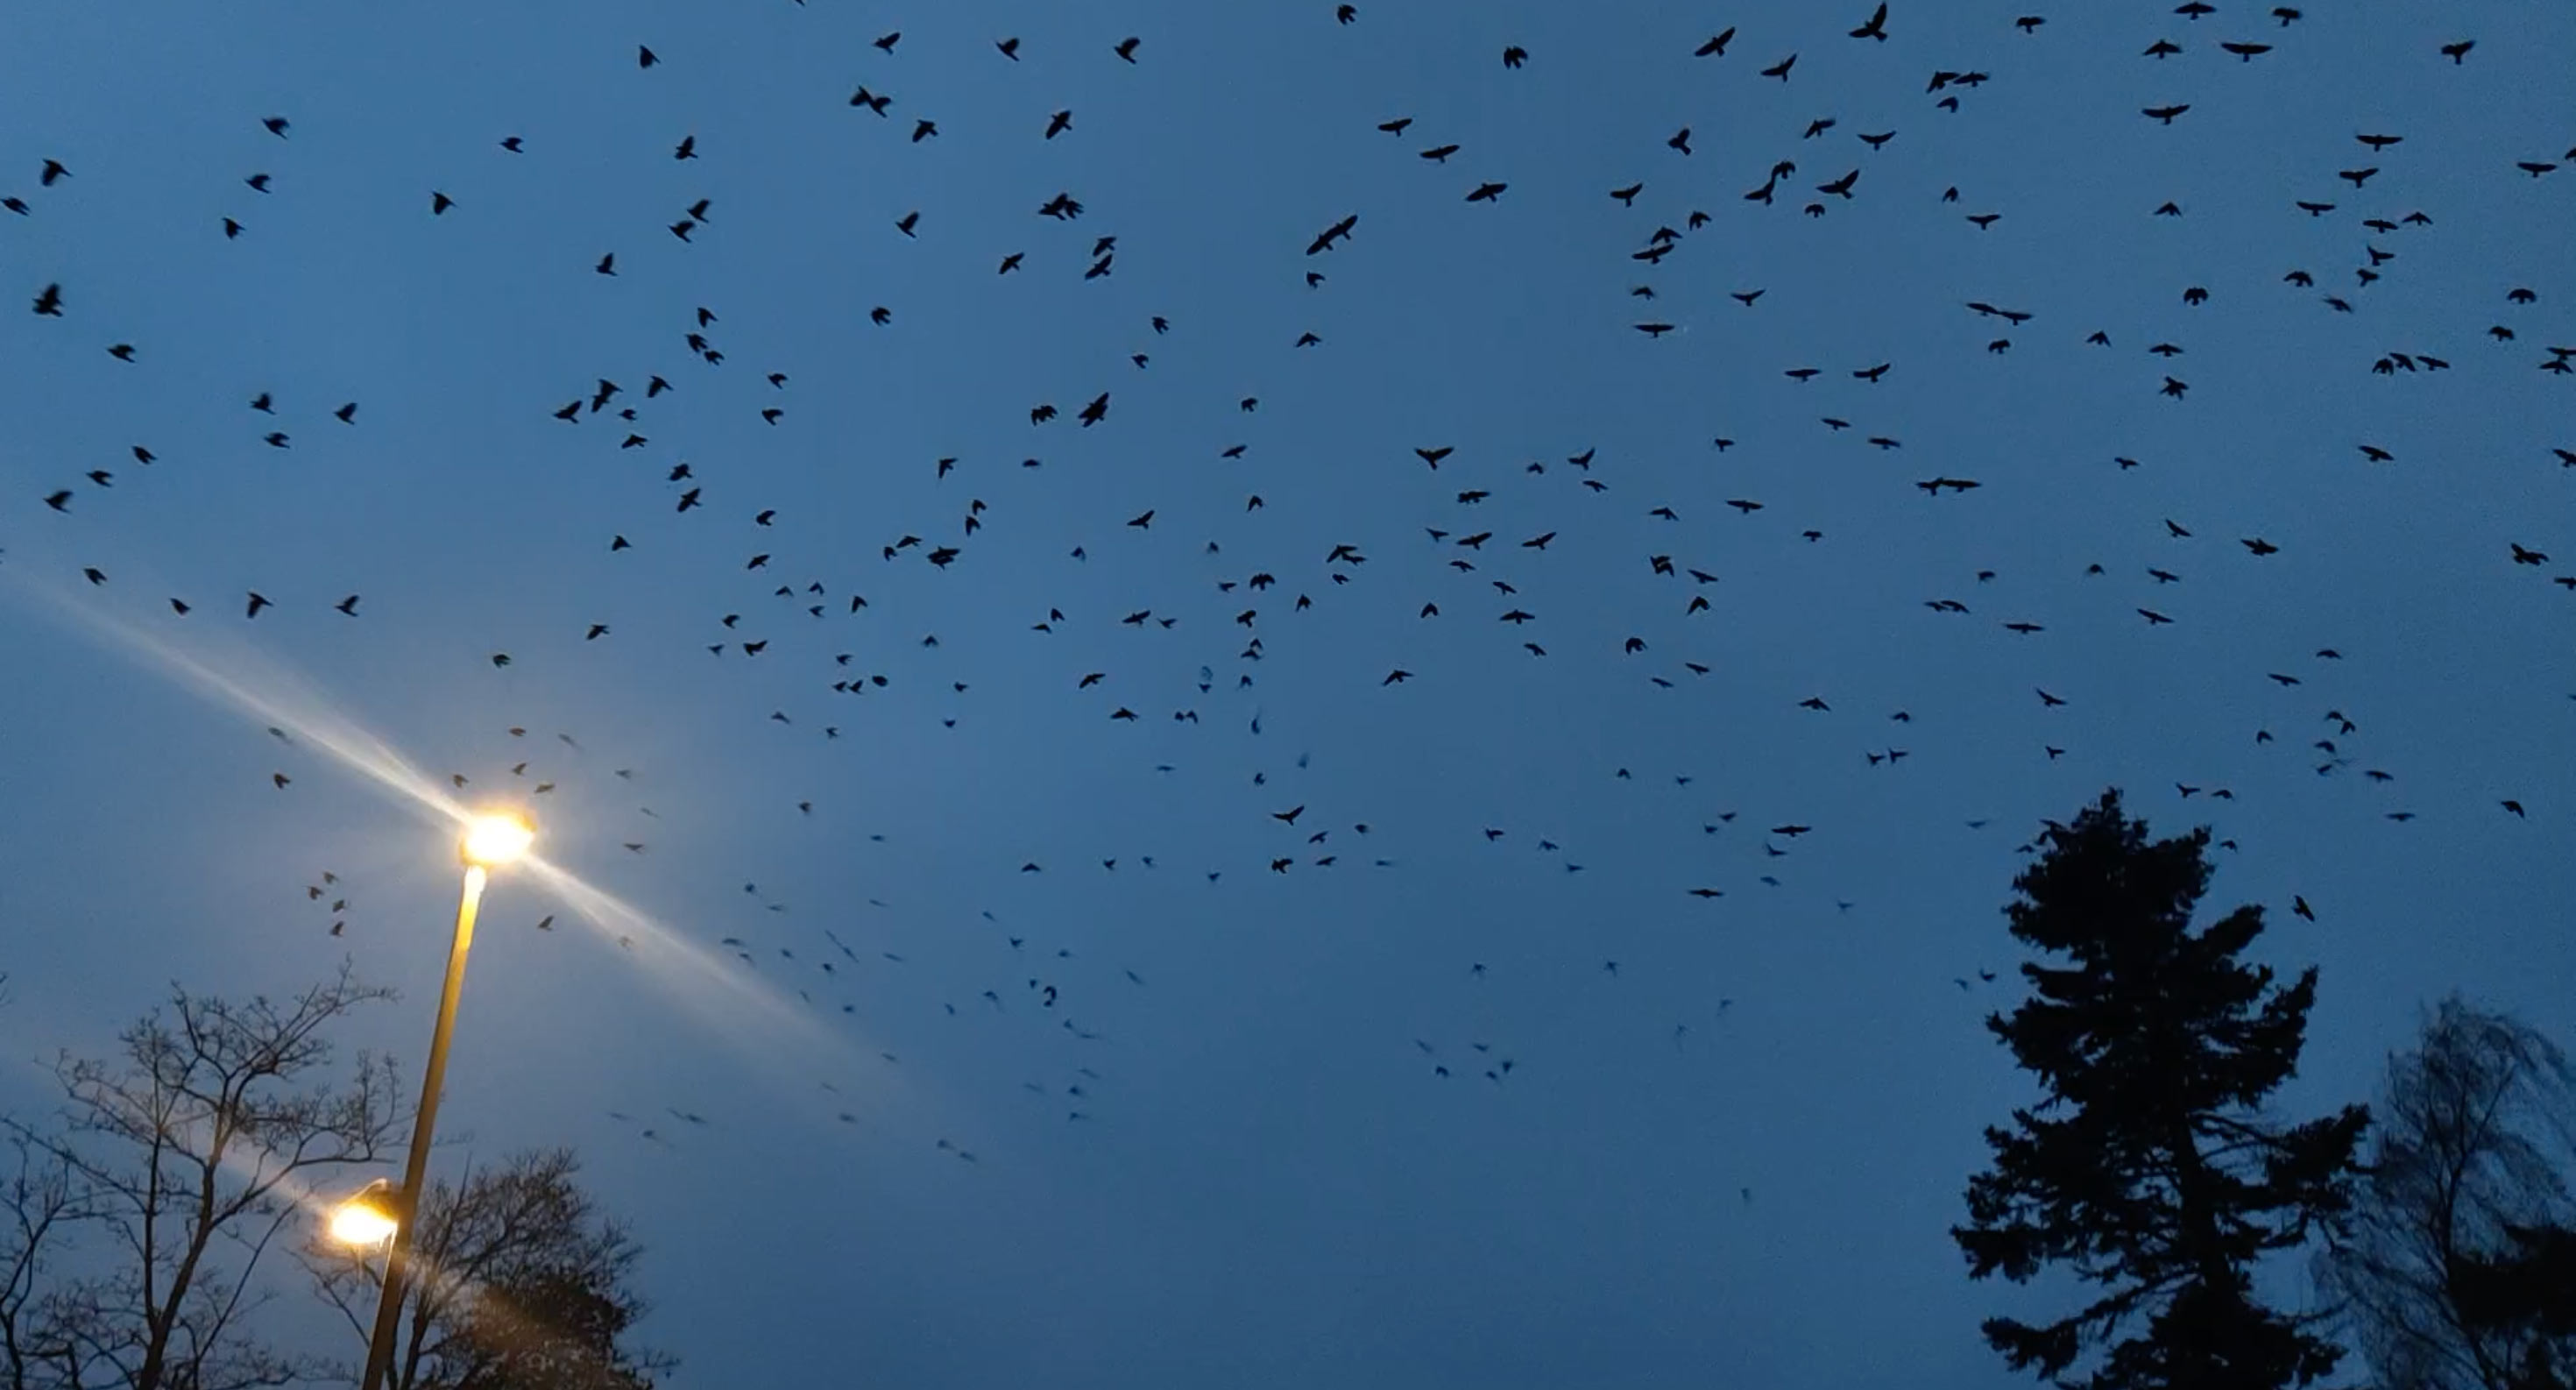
357, 811, 534, 1390
328, 1179, 400, 1249
462, 813, 534, 868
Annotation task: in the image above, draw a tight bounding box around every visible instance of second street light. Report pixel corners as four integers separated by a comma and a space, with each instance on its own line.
357, 811, 534, 1390
329, 1178, 400, 1250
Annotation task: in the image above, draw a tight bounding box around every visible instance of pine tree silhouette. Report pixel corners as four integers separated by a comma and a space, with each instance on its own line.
1955, 789, 2370, 1390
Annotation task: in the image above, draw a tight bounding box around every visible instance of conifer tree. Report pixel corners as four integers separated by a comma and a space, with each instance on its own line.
1956, 789, 2370, 1390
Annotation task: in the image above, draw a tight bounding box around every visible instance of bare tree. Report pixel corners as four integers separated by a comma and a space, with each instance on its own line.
302, 1148, 670, 1390
1, 1137, 89, 1390
2317, 996, 2576, 1390
0, 964, 404, 1390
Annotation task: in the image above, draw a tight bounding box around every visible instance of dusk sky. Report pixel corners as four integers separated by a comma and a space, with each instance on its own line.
2, 2, 2571, 1386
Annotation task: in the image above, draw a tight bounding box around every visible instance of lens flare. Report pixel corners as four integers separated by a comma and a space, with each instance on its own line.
528, 861, 866, 1067
6, 564, 916, 1140
5, 570, 464, 828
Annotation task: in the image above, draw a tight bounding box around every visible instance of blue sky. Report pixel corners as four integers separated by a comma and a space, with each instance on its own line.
2, 1, 2570, 1386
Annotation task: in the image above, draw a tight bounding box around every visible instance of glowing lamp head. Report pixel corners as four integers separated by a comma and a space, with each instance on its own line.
329, 1180, 399, 1247
461, 812, 535, 868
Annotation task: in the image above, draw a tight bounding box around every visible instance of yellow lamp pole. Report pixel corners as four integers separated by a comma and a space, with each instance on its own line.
357, 812, 534, 1390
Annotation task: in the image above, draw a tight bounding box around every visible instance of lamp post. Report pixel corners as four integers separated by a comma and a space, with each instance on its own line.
357, 812, 534, 1390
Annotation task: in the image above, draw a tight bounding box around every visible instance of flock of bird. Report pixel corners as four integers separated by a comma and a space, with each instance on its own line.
6, 3, 2569, 1167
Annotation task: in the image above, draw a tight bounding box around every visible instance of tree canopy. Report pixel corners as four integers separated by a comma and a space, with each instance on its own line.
1, 964, 403, 1390
2318, 996, 2576, 1390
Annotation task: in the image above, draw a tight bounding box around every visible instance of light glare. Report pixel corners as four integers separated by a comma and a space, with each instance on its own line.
329, 1183, 399, 1247
461, 812, 535, 867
